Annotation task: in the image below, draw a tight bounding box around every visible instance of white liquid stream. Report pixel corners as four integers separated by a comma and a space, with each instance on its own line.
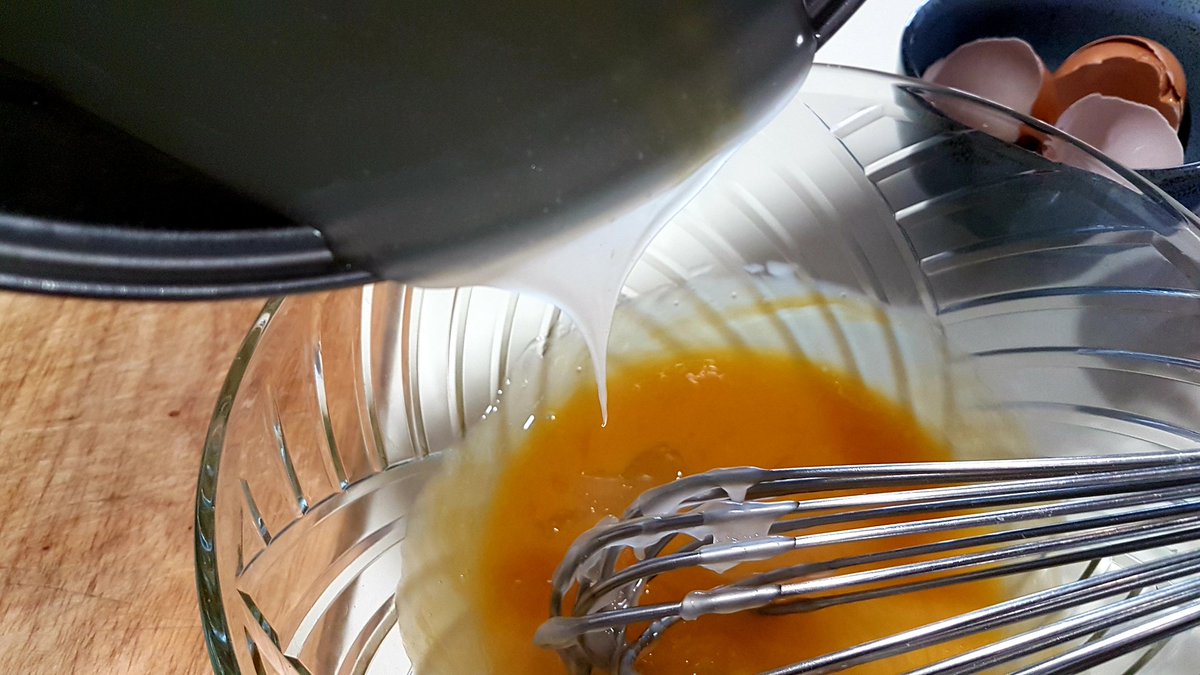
483, 156, 730, 423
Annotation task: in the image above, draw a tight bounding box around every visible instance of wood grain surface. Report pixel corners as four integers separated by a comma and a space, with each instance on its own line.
0, 291, 264, 674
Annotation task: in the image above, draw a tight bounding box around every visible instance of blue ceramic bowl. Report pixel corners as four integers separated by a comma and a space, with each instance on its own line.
901, 0, 1200, 212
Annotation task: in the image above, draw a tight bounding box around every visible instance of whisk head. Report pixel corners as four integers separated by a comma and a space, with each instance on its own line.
535, 449, 1200, 674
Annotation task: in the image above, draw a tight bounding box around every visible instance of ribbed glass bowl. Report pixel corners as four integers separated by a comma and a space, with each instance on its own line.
196, 66, 1200, 674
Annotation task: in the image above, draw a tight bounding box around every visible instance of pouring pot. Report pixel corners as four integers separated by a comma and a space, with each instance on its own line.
0, 0, 863, 299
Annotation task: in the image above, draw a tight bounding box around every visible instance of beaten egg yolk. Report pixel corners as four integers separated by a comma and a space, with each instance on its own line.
473, 349, 1006, 673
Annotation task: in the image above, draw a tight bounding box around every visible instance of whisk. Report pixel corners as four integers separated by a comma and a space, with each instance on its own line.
535, 449, 1200, 674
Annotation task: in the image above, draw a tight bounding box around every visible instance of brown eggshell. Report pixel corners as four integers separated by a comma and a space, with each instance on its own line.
1053, 36, 1187, 130
1029, 60, 1061, 124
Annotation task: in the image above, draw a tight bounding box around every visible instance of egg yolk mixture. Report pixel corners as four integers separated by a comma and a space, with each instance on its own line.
472, 349, 1006, 673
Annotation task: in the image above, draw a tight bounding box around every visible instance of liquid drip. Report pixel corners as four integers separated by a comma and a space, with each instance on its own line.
486, 157, 728, 423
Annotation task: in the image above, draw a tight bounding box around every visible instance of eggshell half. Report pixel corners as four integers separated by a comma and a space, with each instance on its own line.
1045, 93, 1184, 171
923, 38, 1056, 142
924, 38, 1054, 116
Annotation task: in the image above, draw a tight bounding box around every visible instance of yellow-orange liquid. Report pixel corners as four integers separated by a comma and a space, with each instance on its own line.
472, 350, 1006, 673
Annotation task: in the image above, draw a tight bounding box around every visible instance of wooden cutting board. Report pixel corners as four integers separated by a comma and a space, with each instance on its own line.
0, 290, 263, 674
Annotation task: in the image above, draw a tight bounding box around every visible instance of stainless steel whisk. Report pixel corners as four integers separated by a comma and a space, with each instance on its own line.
535, 449, 1200, 674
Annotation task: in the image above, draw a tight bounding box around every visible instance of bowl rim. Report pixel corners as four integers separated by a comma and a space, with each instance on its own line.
192, 64, 1200, 675
195, 297, 283, 675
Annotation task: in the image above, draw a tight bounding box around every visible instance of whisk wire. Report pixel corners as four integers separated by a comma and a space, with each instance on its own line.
1009, 600, 1200, 675
625, 450, 1200, 514
572, 486, 1200, 618
562, 465, 1200, 622
579, 514, 1200, 671
539, 449, 1200, 674
763, 549, 1200, 674
910, 576, 1200, 675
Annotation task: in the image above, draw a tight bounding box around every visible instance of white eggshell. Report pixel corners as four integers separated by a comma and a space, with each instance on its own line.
923, 37, 1049, 141
923, 57, 946, 81
1045, 93, 1184, 170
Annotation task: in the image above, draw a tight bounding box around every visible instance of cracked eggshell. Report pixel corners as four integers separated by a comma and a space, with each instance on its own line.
1045, 93, 1184, 171
923, 37, 1057, 142
1054, 35, 1188, 130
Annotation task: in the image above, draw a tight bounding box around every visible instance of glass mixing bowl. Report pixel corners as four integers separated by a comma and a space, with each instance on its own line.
196, 66, 1200, 674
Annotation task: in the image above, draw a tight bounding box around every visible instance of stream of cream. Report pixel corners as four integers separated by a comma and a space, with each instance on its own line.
483, 155, 730, 423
